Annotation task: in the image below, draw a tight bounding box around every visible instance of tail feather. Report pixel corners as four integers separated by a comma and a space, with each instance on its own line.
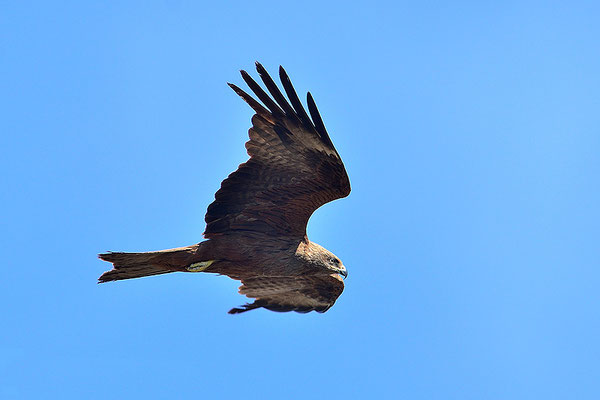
98, 245, 200, 283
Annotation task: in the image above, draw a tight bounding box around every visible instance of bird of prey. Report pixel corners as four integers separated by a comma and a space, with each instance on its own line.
98, 62, 351, 314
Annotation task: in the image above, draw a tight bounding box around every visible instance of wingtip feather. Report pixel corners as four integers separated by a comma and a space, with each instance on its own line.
278, 66, 315, 130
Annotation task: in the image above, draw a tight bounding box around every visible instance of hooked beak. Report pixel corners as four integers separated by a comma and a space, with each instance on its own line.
339, 266, 348, 279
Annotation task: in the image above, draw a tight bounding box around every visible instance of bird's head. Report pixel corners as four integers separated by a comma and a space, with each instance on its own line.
324, 253, 347, 279
298, 240, 347, 279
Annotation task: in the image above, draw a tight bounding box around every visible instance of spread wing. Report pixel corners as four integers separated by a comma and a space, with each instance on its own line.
228, 274, 344, 314
204, 63, 350, 239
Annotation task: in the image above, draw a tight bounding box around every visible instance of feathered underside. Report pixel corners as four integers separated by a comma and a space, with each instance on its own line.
204, 62, 350, 240
228, 274, 345, 314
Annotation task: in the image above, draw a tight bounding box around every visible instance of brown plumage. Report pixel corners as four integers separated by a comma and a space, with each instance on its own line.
99, 63, 350, 314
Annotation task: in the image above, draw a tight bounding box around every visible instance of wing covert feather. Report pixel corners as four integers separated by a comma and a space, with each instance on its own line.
228, 274, 344, 314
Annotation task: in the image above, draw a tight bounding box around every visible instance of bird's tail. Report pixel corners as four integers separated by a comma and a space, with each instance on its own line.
98, 245, 201, 283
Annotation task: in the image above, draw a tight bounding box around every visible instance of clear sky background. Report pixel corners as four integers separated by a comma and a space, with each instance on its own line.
1, 1, 599, 399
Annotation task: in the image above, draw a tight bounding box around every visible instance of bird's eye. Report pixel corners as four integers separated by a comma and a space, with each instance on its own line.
329, 257, 338, 265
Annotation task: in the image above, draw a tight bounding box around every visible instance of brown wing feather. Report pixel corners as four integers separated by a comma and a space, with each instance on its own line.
204, 63, 350, 239
228, 274, 344, 314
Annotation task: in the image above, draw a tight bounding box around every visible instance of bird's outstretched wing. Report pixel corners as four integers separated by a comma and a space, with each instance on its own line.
228, 274, 344, 314
204, 63, 350, 239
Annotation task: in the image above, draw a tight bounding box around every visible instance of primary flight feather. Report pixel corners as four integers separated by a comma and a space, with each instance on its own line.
99, 63, 351, 314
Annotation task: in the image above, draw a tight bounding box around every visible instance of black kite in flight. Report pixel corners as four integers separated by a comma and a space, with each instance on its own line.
99, 63, 351, 314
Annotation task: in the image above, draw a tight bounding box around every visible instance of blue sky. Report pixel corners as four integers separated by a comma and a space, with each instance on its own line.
1, 1, 599, 398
